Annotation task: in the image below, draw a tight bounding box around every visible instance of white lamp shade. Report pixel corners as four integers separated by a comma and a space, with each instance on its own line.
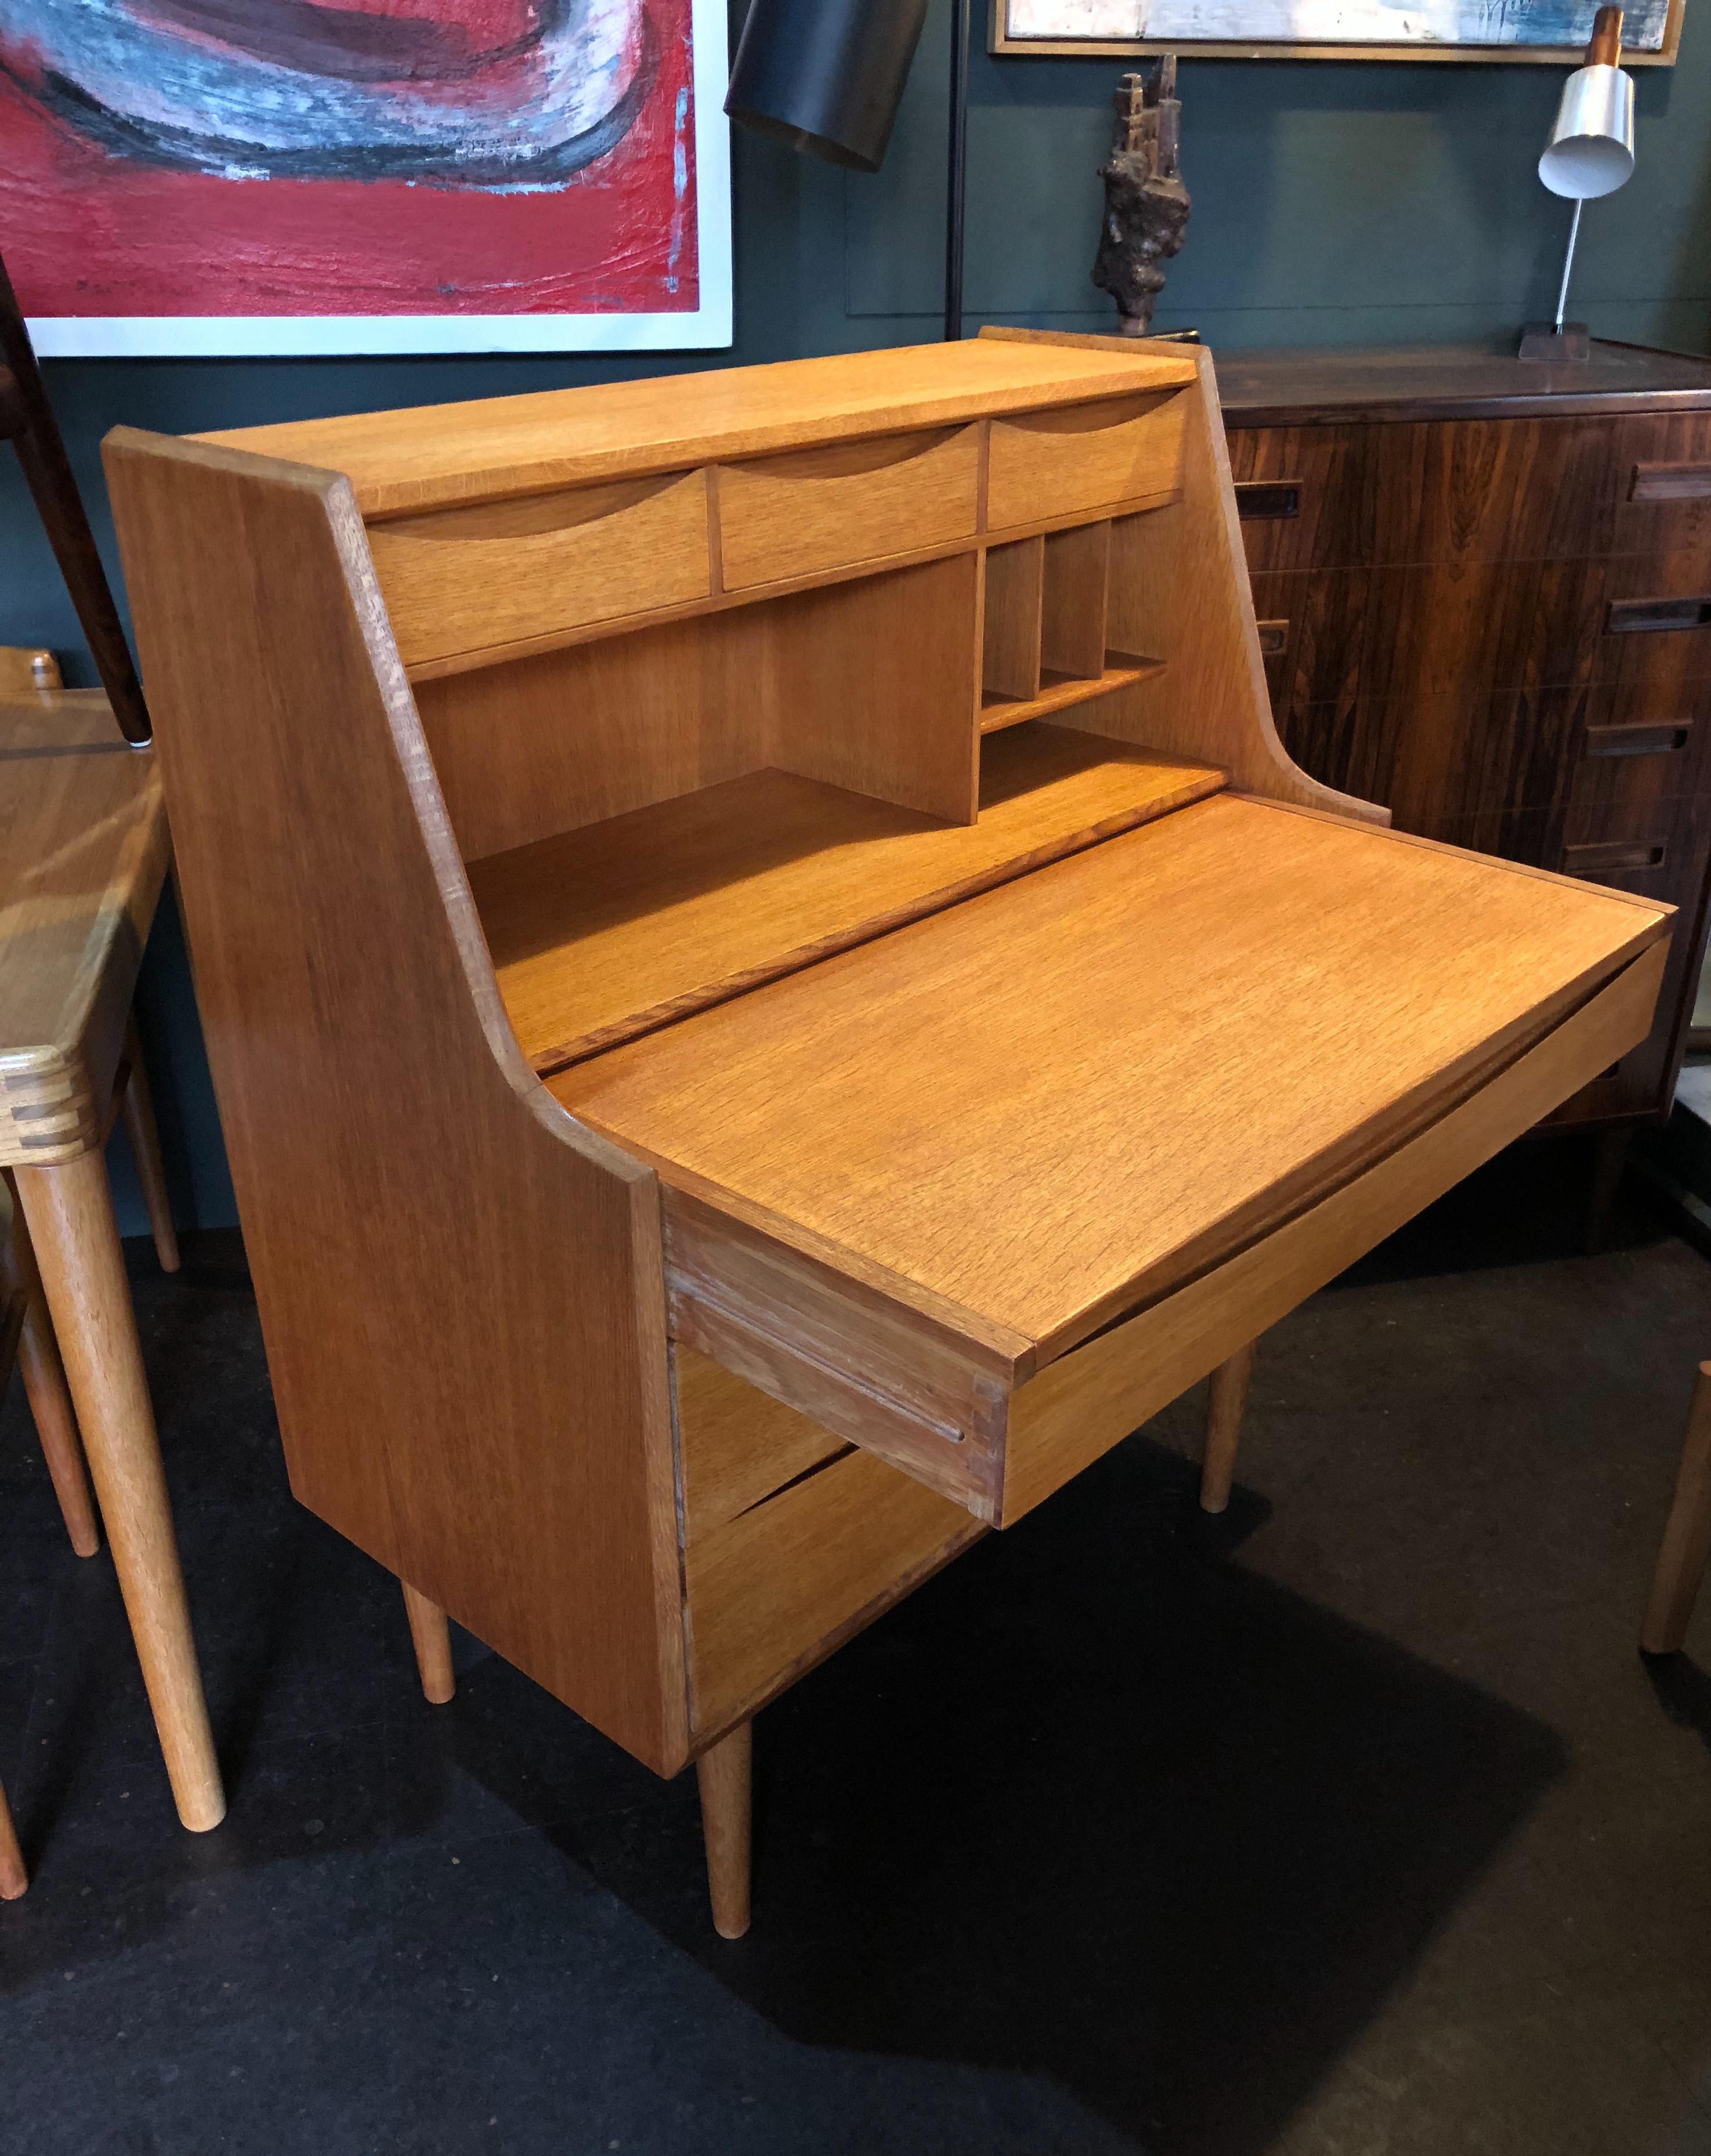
1539, 62, 1636, 199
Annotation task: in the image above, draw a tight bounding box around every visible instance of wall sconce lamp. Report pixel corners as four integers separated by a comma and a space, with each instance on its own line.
1520, 5, 1636, 362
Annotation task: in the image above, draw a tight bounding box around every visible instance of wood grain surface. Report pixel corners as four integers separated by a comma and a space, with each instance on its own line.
104, 429, 693, 1775
979, 332, 1388, 825
1000, 938, 1667, 1521
471, 726, 1225, 1072
718, 425, 981, 590
0, 694, 169, 1167
370, 469, 711, 668
200, 342, 1199, 518
554, 794, 1669, 1359
676, 1346, 980, 1739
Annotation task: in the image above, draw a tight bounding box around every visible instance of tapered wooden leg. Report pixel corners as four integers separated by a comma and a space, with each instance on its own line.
15, 1153, 223, 1832
121, 1020, 179, 1275
1585, 1124, 1632, 1258
0, 1781, 26, 1900
1201, 1337, 1258, 1515
1642, 1361, 1711, 1654
401, 1582, 455, 1704
696, 1721, 753, 1940
4, 1181, 99, 1558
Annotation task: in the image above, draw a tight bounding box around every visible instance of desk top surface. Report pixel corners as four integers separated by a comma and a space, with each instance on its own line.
0, 693, 167, 1162
1216, 339, 1711, 426
196, 341, 1202, 519
554, 795, 1667, 1358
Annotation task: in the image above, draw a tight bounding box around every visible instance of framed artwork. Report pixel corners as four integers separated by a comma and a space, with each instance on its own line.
0, 0, 732, 356
991, 0, 1683, 64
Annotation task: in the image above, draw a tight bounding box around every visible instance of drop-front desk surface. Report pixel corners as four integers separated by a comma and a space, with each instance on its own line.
104, 333, 1672, 1931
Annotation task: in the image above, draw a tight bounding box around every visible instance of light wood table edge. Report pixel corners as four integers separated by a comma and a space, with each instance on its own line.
1000, 939, 1668, 1522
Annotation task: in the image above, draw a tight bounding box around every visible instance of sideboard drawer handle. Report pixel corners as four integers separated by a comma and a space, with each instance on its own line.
1607, 595, 1711, 634
1255, 618, 1290, 656
1585, 722, 1692, 757
1630, 461, 1711, 502
1564, 840, 1667, 873
1236, 480, 1301, 520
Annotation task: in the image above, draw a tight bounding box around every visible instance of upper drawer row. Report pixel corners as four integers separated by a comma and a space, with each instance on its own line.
368, 392, 1185, 671
1228, 408, 1711, 577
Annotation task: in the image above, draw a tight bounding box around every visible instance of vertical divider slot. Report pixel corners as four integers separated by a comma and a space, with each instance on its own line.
982, 537, 1046, 704
1041, 522, 1112, 682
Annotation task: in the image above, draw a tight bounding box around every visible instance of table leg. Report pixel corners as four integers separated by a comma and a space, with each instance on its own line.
0, 1780, 26, 1899
1201, 1336, 1257, 1515
401, 1582, 456, 1704
15, 1152, 224, 1832
121, 1018, 180, 1275
4, 1175, 99, 1557
696, 1720, 753, 1940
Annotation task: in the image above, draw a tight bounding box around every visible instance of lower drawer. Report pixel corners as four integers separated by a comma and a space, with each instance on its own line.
676, 1347, 980, 1738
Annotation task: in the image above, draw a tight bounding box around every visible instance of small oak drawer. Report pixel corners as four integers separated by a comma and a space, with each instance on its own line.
368, 470, 711, 668
986, 392, 1186, 531
717, 425, 980, 591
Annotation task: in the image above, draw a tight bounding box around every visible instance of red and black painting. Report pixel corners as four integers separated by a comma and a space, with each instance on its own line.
0, 0, 730, 351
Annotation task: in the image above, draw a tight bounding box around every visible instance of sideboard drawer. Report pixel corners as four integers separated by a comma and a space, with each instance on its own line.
368, 470, 711, 667
1227, 422, 1376, 574
986, 392, 1185, 530
717, 425, 981, 591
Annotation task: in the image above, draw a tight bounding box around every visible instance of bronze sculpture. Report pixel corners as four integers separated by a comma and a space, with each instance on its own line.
1093, 61, 1190, 339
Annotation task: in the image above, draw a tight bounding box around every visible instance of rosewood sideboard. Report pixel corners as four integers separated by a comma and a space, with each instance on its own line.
1221, 339, 1711, 1162
104, 333, 1670, 1935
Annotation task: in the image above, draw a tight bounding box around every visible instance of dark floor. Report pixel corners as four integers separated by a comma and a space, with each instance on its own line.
4, 1144, 1711, 2155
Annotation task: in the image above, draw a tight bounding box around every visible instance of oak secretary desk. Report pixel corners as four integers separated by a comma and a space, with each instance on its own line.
105, 332, 1671, 1937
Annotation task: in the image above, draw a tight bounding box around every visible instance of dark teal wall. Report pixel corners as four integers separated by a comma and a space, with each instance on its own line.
7, 0, 1711, 1233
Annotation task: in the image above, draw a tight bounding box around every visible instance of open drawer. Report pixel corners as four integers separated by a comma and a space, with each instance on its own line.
551, 795, 1672, 1530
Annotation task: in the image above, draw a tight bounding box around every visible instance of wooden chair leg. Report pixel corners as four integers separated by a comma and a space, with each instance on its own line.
400, 1583, 456, 1703
16, 1153, 224, 1832
121, 1019, 180, 1275
3, 1177, 99, 1558
696, 1721, 753, 1940
1200, 1337, 1257, 1514
0, 1781, 26, 1900
1642, 1361, 1711, 1654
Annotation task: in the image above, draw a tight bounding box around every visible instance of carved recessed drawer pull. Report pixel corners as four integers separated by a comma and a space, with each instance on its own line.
1235, 480, 1301, 521
1255, 619, 1290, 656
1564, 839, 1667, 873
1584, 722, 1692, 758
1607, 595, 1711, 634
1630, 461, 1711, 502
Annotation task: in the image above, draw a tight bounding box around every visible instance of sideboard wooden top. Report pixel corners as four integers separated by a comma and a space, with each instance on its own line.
1216, 339, 1711, 427
197, 341, 1202, 518
554, 794, 1668, 1361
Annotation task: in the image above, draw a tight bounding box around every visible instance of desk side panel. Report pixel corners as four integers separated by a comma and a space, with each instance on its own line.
103, 432, 689, 1775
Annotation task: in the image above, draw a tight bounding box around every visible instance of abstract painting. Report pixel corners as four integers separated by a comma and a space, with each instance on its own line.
993, 0, 1682, 62
0, 0, 731, 354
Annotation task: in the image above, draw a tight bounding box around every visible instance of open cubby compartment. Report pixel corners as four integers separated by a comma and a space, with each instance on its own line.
979, 516, 1166, 737
409, 529, 1225, 1078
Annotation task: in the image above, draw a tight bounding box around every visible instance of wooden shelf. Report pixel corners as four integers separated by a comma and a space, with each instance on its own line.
471, 722, 1225, 1076
980, 653, 1163, 735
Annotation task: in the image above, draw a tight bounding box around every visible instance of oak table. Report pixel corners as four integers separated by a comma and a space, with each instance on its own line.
107, 333, 1673, 1934
0, 689, 223, 1833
